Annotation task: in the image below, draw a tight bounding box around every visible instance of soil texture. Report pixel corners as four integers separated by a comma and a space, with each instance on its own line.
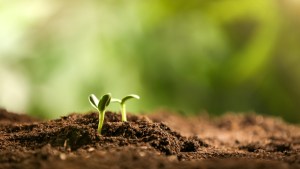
0, 108, 300, 169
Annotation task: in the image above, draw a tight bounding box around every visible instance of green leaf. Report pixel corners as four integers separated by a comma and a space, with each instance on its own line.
89, 94, 99, 110
98, 93, 112, 111
121, 94, 140, 104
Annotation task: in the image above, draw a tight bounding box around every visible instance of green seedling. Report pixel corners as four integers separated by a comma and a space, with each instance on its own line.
112, 94, 140, 122
89, 93, 112, 134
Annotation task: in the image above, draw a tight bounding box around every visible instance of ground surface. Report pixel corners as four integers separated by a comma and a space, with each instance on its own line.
0, 108, 300, 169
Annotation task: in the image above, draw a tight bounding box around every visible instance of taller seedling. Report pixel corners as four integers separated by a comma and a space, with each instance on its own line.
89, 93, 111, 134
112, 94, 140, 122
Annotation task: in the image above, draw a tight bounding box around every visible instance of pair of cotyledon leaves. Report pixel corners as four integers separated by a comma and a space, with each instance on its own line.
89, 93, 140, 112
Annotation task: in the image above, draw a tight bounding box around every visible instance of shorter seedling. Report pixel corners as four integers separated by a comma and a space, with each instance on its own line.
112, 94, 140, 122
89, 93, 112, 134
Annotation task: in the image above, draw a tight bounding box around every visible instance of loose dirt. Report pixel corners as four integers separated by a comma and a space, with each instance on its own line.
0, 108, 300, 169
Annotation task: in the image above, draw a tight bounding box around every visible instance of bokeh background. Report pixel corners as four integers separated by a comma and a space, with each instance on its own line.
1, 0, 300, 122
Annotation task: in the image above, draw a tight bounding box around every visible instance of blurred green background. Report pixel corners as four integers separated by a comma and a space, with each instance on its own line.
1, 0, 300, 122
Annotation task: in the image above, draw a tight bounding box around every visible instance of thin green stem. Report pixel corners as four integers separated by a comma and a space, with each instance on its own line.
98, 110, 106, 134
121, 104, 127, 122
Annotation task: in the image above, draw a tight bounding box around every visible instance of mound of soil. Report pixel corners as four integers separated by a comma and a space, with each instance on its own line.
0, 108, 300, 169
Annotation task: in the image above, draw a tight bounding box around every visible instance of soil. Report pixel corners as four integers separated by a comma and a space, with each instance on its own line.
0, 108, 300, 169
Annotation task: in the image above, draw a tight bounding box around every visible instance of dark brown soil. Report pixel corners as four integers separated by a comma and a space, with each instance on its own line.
0, 108, 300, 169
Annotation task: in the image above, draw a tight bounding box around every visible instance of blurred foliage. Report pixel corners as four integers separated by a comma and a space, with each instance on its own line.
0, 0, 300, 122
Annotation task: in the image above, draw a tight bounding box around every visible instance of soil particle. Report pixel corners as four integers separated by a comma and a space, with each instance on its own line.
0, 108, 300, 169
0, 109, 38, 125
102, 121, 183, 155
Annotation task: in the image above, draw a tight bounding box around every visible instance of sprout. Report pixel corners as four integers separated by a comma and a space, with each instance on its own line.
112, 94, 140, 122
89, 93, 112, 134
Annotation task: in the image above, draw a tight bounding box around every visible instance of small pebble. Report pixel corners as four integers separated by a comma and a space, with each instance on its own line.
138, 152, 146, 157
140, 146, 148, 150
60, 153, 67, 160
88, 147, 95, 152
168, 155, 177, 161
